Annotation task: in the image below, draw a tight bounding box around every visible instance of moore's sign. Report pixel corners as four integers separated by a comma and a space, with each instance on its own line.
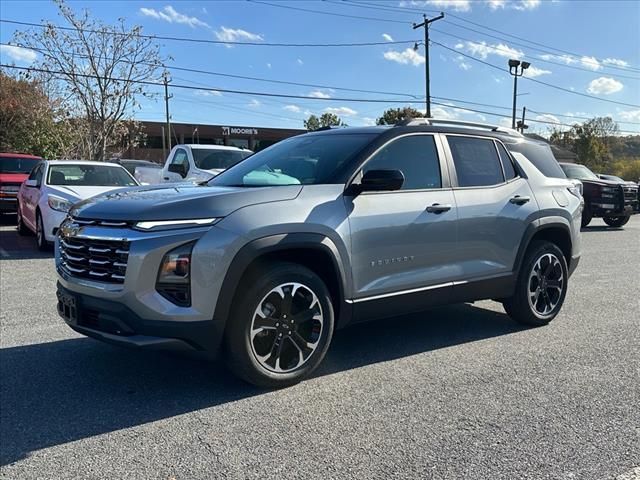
222, 126, 259, 136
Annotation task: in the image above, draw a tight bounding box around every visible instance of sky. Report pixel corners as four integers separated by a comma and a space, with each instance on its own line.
1, 0, 639, 134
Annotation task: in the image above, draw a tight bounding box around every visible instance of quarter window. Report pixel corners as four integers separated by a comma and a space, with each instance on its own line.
496, 142, 518, 180
363, 135, 441, 190
447, 136, 505, 187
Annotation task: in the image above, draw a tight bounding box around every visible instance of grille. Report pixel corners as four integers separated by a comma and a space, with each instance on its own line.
59, 236, 130, 284
622, 185, 638, 205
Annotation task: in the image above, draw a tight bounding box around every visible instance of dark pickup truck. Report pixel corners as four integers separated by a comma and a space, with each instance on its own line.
560, 162, 639, 228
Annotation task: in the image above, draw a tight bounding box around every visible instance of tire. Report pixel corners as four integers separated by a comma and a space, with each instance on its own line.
580, 207, 592, 228
16, 203, 30, 236
503, 240, 568, 327
603, 215, 630, 228
224, 262, 334, 388
35, 211, 49, 251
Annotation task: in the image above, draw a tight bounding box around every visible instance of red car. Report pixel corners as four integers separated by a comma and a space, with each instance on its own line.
0, 153, 43, 214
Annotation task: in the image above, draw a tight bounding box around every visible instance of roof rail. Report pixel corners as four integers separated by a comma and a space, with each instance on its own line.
395, 117, 523, 137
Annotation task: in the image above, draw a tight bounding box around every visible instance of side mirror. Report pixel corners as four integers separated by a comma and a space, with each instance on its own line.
168, 163, 187, 177
359, 169, 404, 192
24, 179, 38, 188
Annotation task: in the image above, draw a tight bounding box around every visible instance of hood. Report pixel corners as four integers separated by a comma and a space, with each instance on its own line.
50, 185, 127, 201
579, 178, 624, 187
70, 183, 303, 221
0, 173, 29, 184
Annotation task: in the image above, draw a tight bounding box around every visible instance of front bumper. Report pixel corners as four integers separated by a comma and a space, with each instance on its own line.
57, 283, 223, 354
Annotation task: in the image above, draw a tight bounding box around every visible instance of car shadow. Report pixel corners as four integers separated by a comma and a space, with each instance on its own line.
0, 303, 525, 466
581, 225, 624, 233
0, 217, 54, 260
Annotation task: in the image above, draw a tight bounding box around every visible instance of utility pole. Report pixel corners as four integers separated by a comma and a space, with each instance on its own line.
163, 72, 173, 154
413, 12, 444, 118
520, 106, 526, 132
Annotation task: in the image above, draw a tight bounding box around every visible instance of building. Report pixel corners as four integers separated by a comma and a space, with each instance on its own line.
127, 121, 306, 162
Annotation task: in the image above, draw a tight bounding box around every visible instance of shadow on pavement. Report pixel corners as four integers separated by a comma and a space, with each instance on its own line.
0, 303, 524, 466
0, 216, 53, 260
581, 225, 625, 233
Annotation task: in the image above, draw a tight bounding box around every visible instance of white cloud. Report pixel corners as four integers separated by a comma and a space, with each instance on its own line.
602, 58, 629, 67
297, 58, 304, 65
383, 48, 425, 66
524, 66, 552, 77
535, 114, 561, 125
140, 6, 209, 28
361, 117, 377, 126
457, 41, 524, 60
194, 90, 222, 97
580, 56, 601, 71
454, 55, 471, 71
0, 44, 37, 63
539, 53, 577, 65
382, 33, 394, 42
487, 0, 506, 9
514, 0, 541, 10
309, 90, 332, 99
283, 105, 301, 113
266, 63, 272, 69
215, 27, 263, 44
325, 107, 358, 117
587, 77, 623, 95
431, 106, 459, 120
618, 109, 640, 121
403, 0, 471, 12
247, 99, 262, 108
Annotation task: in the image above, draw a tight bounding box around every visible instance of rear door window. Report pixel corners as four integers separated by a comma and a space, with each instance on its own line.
447, 136, 505, 187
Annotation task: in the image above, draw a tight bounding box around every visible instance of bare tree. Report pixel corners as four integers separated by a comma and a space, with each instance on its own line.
15, 0, 164, 160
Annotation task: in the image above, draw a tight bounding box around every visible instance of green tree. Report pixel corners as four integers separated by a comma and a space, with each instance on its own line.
15, 0, 163, 161
0, 70, 71, 158
304, 112, 345, 131
376, 107, 424, 125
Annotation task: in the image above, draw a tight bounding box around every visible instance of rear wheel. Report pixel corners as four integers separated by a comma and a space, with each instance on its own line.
503, 241, 568, 326
224, 262, 334, 388
603, 215, 630, 228
16, 203, 30, 236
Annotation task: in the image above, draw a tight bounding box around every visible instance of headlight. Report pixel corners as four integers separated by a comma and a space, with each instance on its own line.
156, 241, 195, 307
48, 195, 73, 213
567, 184, 582, 199
135, 218, 219, 231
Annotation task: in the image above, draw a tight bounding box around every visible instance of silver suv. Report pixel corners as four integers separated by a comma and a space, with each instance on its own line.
55, 119, 583, 387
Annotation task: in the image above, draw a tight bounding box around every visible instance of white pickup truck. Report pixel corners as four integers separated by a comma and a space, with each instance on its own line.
135, 144, 253, 185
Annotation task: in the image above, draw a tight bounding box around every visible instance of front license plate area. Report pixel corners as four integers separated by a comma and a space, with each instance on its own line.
57, 291, 78, 324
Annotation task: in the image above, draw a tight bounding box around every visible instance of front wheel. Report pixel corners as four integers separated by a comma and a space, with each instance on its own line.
603, 215, 630, 228
35, 211, 49, 251
224, 262, 334, 388
503, 241, 568, 326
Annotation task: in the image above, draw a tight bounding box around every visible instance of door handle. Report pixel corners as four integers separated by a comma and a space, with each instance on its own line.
163, 177, 170, 180
426, 203, 452, 214
509, 195, 530, 205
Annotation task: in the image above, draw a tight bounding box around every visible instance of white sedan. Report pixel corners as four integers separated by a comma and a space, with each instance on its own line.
17, 160, 138, 250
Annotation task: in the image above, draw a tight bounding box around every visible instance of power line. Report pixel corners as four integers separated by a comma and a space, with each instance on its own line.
247, 0, 410, 24
430, 28, 640, 81
0, 42, 421, 99
0, 63, 425, 104
342, 0, 640, 72
0, 18, 417, 47
432, 42, 640, 109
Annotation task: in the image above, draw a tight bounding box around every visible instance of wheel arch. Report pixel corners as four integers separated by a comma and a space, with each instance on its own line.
514, 218, 573, 274
214, 233, 352, 330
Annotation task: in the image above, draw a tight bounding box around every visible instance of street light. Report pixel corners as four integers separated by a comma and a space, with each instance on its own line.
508, 59, 530, 129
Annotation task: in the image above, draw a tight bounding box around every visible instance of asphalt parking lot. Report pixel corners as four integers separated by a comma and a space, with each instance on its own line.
1, 215, 638, 480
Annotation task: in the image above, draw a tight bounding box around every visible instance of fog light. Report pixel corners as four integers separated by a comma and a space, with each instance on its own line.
156, 241, 195, 306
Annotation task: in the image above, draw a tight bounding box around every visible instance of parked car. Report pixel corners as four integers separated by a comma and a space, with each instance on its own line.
108, 158, 163, 185
56, 119, 582, 388
135, 144, 253, 185
0, 153, 42, 214
17, 161, 138, 250
560, 163, 639, 228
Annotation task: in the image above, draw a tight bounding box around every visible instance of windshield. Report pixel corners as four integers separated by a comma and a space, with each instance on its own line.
192, 149, 253, 170
210, 134, 376, 187
560, 164, 599, 181
505, 142, 566, 178
47, 164, 138, 187
0, 157, 41, 174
